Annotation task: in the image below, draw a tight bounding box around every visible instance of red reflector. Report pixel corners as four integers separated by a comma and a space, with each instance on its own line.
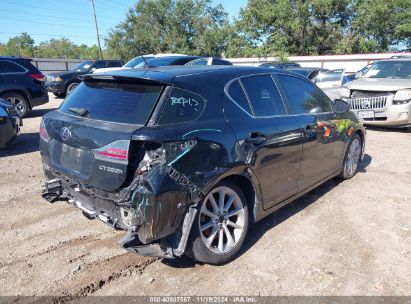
96, 148, 128, 159
39, 120, 50, 141
30, 74, 45, 81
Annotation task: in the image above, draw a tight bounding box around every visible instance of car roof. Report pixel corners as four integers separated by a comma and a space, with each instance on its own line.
145, 55, 201, 62
85, 65, 291, 85
287, 67, 328, 71
376, 59, 411, 63
0, 56, 32, 61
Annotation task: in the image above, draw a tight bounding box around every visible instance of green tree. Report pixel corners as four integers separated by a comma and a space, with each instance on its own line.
2, 33, 35, 57
228, 0, 355, 57
36, 38, 80, 58
105, 0, 229, 60
353, 0, 411, 51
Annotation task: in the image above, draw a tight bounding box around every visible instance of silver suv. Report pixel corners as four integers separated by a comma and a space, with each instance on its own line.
340, 59, 411, 128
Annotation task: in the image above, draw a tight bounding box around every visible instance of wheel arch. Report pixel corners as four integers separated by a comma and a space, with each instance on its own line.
211, 172, 261, 223
0, 89, 32, 109
354, 129, 366, 158
65, 80, 81, 93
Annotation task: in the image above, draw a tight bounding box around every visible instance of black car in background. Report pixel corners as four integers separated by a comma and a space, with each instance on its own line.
0, 56, 48, 117
133, 55, 202, 68
0, 98, 20, 148
41, 66, 366, 264
259, 61, 301, 69
45, 59, 124, 97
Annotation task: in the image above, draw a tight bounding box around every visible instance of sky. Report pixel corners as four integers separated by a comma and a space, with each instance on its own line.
0, 0, 247, 46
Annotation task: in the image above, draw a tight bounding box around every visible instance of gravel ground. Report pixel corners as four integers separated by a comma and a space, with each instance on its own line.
0, 94, 410, 298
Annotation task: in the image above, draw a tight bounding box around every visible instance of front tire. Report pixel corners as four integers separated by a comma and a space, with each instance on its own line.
339, 134, 362, 179
1, 92, 29, 118
186, 181, 249, 264
53, 92, 65, 98
66, 82, 79, 95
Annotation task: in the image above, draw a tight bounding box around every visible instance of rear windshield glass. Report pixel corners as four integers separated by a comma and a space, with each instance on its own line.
59, 80, 163, 125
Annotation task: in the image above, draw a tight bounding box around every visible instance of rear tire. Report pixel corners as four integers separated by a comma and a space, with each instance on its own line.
339, 134, 362, 179
1, 92, 29, 118
186, 181, 249, 265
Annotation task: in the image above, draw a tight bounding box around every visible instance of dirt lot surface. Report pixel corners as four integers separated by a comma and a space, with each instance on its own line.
0, 94, 410, 298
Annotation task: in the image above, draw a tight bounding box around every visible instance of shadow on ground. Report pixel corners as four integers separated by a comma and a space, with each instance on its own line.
163, 154, 372, 268
0, 132, 39, 157
366, 125, 411, 133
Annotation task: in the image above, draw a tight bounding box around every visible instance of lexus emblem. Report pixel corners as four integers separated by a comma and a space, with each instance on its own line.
60, 127, 72, 141
362, 100, 371, 109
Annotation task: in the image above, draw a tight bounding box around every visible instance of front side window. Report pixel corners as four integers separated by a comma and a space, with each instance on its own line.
93, 61, 108, 69
240, 74, 286, 116
72, 61, 93, 72
276, 74, 333, 114
158, 88, 206, 125
123, 56, 154, 68
185, 58, 208, 66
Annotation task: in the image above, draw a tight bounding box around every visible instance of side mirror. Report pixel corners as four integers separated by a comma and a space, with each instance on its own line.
354, 71, 362, 79
334, 98, 350, 114
90, 68, 96, 72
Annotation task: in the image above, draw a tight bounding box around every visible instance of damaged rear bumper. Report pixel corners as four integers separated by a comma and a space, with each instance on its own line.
41, 167, 199, 258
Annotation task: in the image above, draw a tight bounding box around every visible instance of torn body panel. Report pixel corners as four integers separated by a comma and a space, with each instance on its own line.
41, 120, 245, 258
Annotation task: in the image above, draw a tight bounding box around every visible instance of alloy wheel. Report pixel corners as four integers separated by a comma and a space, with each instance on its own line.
7, 96, 26, 117
199, 186, 246, 254
345, 138, 361, 176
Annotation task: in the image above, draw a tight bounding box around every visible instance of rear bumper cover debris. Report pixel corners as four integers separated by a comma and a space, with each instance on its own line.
41, 165, 200, 258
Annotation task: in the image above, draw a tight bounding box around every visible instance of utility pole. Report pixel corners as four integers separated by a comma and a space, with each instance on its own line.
90, 0, 103, 59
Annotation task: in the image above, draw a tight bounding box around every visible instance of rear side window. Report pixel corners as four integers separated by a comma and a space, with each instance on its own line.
93, 62, 107, 69
241, 75, 286, 116
158, 88, 205, 125
276, 74, 333, 114
312, 69, 344, 82
228, 80, 252, 114
108, 61, 122, 67
60, 81, 163, 125
0, 60, 27, 73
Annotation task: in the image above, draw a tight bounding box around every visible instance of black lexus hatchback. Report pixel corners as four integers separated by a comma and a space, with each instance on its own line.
40, 66, 366, 264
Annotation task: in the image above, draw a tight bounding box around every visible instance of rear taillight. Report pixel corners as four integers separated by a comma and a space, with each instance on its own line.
39, 119, 50, 142
93, 140, 130, 164
30, 73, 46, 82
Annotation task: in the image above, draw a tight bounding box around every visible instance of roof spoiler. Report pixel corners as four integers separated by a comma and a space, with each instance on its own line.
81, 73, 171, 85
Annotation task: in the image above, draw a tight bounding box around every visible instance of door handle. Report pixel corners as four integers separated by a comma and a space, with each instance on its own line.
246, 132, 267, 145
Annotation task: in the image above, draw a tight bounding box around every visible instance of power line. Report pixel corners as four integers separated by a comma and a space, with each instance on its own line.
0, 31, 106, 39
0, 0, 114, 20
98, 0, 130, 10
0, 8, 115, 27
0, 15, 111, 31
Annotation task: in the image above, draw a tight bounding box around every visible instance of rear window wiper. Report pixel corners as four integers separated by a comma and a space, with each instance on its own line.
68, 107, 88, 117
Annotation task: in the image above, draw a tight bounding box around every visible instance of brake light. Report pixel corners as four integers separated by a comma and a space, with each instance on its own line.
39, 119, 50, 142
30, 73, 46, 82
93, 140, 130, 164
